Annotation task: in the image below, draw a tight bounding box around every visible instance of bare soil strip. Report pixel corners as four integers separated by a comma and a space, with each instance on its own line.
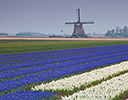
0, 37, 128, 41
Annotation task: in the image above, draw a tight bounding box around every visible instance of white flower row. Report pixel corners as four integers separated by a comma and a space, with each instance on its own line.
61, 72, 128, 100
32, 61, 128, 92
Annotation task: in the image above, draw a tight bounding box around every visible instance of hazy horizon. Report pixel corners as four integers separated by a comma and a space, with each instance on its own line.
0, 0, 128, 35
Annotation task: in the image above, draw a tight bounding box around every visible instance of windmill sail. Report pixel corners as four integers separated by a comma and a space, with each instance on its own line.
78, 8, 80, 22
65, 22, 76, 24
81, 22, 94, 24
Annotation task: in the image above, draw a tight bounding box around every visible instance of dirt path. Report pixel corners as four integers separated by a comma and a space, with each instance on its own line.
0, 37, 128, 41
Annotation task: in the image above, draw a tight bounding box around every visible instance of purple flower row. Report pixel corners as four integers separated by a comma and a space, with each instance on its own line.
1, 48, 128, 72
0, 90, 58, 100
1, 51, 128, 80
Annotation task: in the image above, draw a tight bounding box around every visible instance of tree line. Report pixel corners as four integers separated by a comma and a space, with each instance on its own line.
0, 33, 8, 36
105, 26, 128, 37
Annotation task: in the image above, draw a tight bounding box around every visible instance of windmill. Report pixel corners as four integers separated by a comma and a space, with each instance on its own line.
65, 8, 94, 38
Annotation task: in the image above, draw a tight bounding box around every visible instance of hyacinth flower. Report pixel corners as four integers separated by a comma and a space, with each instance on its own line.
0, 90, 58, 100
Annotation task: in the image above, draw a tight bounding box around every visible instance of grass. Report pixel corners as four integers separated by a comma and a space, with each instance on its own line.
0, 40, 128, 54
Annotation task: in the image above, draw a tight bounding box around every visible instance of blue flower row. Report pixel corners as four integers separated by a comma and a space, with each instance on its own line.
1, 48, 128, 72
0, 90, 58, 100
1, 48, 127, 67
1, 51, 128, 80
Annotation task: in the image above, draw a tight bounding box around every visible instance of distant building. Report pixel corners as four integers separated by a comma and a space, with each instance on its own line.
87, 33, 105, 38
49, 34, 63, 38
91, 36, 98, 38
100, 36, 110, 38
16, 31, 46, 37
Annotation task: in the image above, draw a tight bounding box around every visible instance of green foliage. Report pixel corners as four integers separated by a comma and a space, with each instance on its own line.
112, 90, 128, 100
105, 26, 128, 37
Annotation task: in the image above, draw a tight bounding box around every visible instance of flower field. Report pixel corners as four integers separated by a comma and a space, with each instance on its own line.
0, 43, 128, 99
32, 61, 128, 92
61, 72, 128, 100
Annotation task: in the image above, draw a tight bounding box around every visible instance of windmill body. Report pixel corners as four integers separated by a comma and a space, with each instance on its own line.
65, 9, 94, 38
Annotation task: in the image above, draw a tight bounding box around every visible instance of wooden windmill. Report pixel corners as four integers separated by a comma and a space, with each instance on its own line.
65, 8, 94, 38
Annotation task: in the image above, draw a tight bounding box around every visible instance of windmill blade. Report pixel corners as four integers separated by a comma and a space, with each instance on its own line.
78, 8, 80, 22
81, 22, 94, 24
65, 22, 76, 24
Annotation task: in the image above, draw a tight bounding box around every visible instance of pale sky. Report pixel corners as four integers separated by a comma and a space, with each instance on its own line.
0, 0, 128, 35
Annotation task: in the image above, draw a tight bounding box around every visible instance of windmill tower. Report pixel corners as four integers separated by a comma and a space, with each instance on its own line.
65, 8, 94, 38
